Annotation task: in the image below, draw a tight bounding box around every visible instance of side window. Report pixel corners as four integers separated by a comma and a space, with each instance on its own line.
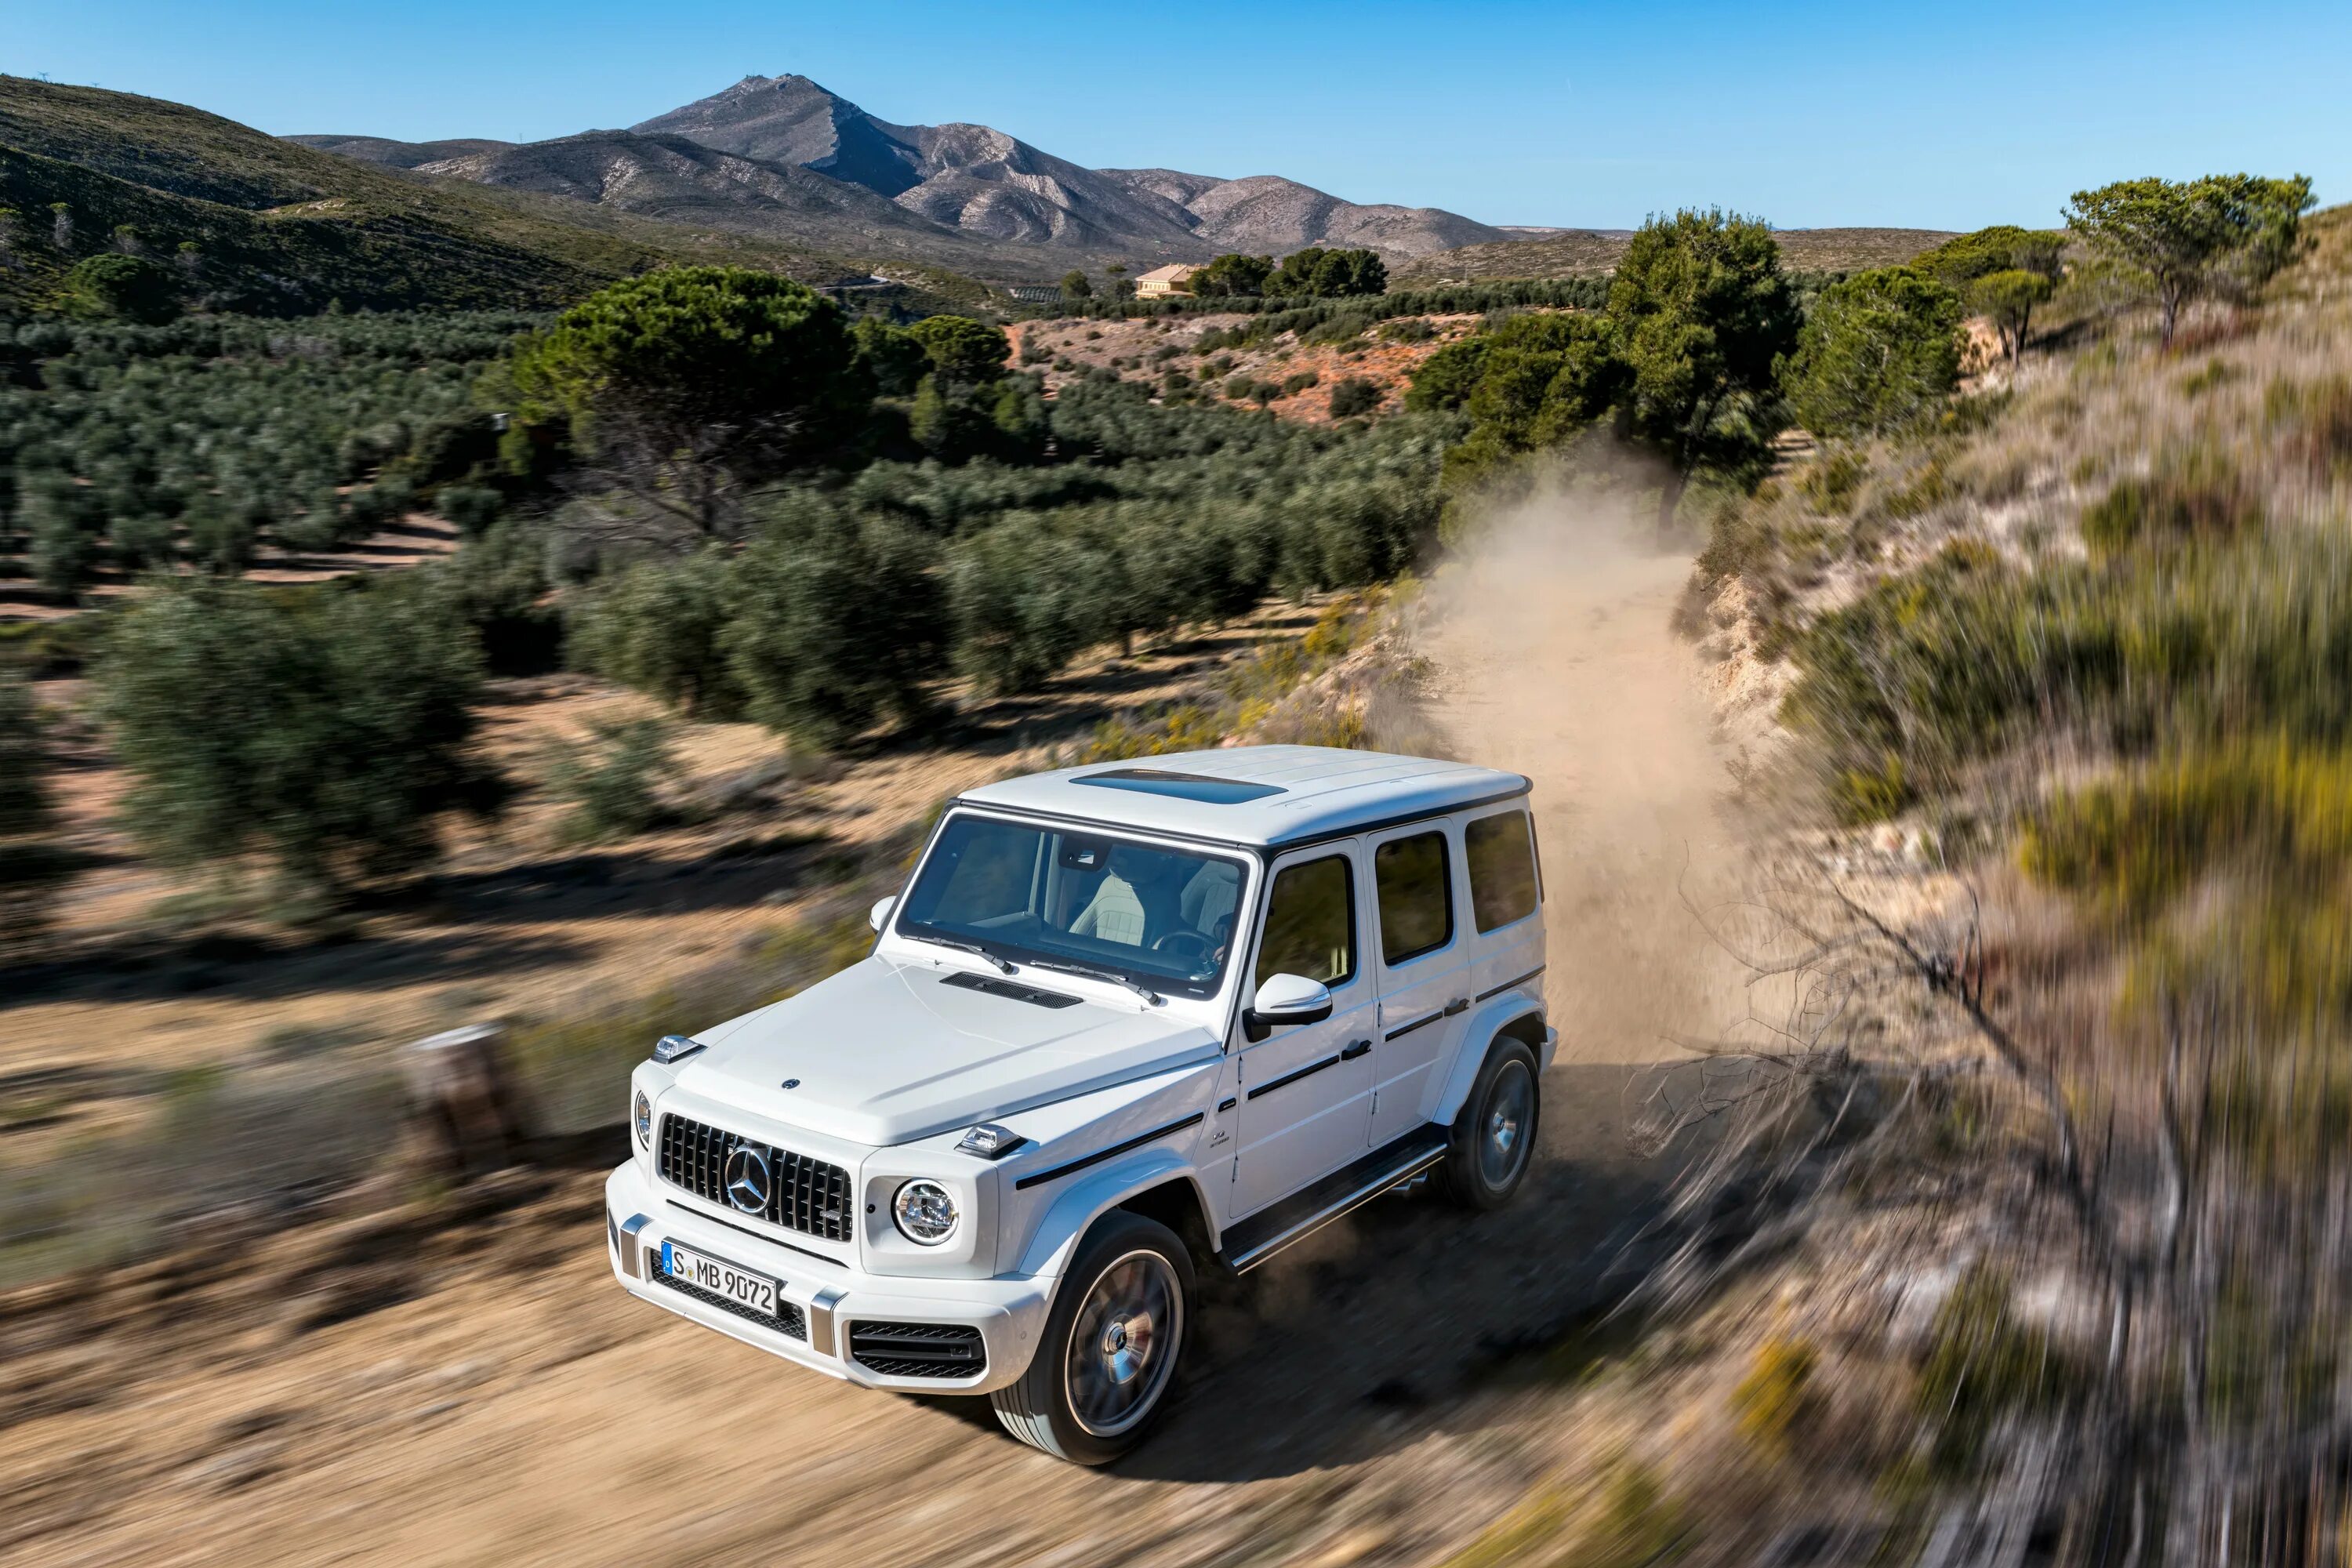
1374, 831, 1453, 965
1466, 810, 1539, 932
1255, 855, 1356, 989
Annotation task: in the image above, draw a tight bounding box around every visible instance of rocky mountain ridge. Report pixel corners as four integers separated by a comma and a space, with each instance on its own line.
295, 73, 1512, 274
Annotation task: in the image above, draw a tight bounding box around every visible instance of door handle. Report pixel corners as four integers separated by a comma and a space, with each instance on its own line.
1340, 1039, 1372, 1060
1443, 997, 1469, 1017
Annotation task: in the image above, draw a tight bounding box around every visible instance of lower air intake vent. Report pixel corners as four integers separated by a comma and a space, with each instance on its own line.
652, 1268, 808, 1340
848, 1320, 987, 1379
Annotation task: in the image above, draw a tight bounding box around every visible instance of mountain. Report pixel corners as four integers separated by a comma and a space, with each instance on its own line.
0, 79, 992, 314
626, 74, 1509, 261
296, 128, 1067, 280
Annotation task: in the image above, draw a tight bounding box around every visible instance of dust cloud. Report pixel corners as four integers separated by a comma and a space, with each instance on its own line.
1420, 477, 1754, 1068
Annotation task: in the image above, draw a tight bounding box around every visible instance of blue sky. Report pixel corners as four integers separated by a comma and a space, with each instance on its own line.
7, 1, 2346, 231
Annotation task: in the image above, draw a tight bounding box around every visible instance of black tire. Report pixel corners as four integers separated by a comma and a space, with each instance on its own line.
991, 1210, 1196, 1465
1442, 1038, 1541, 1210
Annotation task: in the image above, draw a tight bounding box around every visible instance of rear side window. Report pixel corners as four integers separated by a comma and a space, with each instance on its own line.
1374, 831, 1453, 964
1257, 855, 1356, 989
1466, 811, 1539, 932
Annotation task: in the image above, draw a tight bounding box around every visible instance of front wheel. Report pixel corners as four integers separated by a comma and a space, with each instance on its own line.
991, 1210, 1195, 1465
1442, 1039, 1540, 1210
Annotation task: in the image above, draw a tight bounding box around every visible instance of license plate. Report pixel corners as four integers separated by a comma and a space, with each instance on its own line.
661, 1240, 779, 1317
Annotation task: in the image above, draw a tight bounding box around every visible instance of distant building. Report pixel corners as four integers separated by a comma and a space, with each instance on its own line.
1134, 263, 1200, 299
1004, 285, 1062, 304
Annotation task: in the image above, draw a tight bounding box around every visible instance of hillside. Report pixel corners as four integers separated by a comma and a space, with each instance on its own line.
306, 73, 1511, 266
1396, 224, 1959, 284
0, 79, 990, 314
321, 129, 1069, 281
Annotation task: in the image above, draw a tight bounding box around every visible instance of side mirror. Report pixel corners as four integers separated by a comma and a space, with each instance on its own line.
1244, 972, 1333, 1041
868, 895, 897, 934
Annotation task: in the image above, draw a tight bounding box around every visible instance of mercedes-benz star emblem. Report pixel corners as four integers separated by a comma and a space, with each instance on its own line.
723, 1144, 772, 1214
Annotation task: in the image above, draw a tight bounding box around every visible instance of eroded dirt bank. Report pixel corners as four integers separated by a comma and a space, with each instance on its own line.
1, 499, 1749, 1568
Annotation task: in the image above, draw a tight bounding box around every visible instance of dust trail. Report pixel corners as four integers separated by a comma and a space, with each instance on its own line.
1421, 480, 1751, 1066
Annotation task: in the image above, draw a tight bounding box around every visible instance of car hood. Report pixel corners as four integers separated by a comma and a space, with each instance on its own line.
673, 956, 1221, 1147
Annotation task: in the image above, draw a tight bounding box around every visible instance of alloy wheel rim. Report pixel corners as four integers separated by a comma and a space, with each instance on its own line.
1479, 1061, 1534, 1188
1065, 1250, 1182, 1438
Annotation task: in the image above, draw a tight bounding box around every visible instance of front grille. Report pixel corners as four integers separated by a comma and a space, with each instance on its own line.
657, 1113, 853, 1243
652, 1266, 809, 1339
849, 1320, 987, 1380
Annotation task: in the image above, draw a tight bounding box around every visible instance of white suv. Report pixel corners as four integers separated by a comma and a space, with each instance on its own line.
606, 745, 1552, 1463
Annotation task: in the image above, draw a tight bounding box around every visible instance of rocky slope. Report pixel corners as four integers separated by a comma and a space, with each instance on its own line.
299, 72, 1508, 267
298, 128, 1058, 279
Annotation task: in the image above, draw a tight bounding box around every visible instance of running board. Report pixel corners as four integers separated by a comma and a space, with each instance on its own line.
1220, 1129, 1450, 1273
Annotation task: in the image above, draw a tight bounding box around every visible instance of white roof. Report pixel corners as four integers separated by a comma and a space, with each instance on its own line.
955, 746, 1530, 850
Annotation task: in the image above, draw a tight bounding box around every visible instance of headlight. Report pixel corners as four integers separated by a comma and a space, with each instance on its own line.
633, 1089, 653, 1148
892, 1179, 958, 1245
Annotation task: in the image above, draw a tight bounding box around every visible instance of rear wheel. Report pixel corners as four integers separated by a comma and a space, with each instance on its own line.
1443, 1038, 1540, 1210
991, 1210, 1195, 1465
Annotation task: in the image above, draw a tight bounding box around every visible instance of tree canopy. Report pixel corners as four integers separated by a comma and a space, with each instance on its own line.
101, 579, 503, 895
1191, 253, 1275, 297
1607, 209, 1801, 525
1784, 267, 1965, 436
2065, 173, 2314, 347
1265, 248, 1388, 299
60, 253, 181, 324
503, 267, 871, 542
905, 314, 1011, 388
1915, 225, 2065, 289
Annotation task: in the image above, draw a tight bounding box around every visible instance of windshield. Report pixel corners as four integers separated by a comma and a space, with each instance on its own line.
895, 813, 1250, 1000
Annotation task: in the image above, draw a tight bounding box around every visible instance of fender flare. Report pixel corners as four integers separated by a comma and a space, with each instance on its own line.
1432, 998, 1548, 1127
1014, 1149, 1220, 1279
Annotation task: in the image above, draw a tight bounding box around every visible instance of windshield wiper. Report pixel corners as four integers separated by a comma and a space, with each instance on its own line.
905, 931, 1015, 975
1021, 959, 1163, 1006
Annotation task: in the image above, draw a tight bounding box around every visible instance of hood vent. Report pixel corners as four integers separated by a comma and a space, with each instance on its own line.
939, 971, 1082, 1009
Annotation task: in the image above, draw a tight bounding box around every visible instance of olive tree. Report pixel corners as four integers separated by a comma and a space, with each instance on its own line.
100, 579, 503, 898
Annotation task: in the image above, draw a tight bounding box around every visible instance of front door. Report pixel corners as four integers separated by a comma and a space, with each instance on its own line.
1367, 821, 1475, 1149
1228, 843, 1374, 1218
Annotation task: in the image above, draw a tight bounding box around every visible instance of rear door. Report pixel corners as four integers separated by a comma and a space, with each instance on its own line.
1367, 820, 1475, 1149
1462, 805, 1546, 1007
1229, 842, 1375, 1218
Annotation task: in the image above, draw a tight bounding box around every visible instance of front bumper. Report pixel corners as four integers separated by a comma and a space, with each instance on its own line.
604, 1162, 1053, 1396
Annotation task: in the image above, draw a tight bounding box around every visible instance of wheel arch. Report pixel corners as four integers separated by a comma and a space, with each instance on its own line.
1433, 1000, 1547, 1126
1014, 1152, 1221, 1277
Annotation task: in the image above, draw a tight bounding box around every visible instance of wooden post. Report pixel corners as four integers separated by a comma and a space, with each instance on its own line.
405, 1023, 531, 1177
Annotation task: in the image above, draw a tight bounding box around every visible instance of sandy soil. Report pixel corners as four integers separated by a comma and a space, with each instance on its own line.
1006, 313, 1479, 424
0, 500, 1755, 1568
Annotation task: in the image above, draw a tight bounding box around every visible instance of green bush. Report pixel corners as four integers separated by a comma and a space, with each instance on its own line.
720, 506, 944, 750
545, 716, 676, 842
1784, 267, 1964, 437
566, 548, 742, 719
1328, 377, 1384, 418
99, 577, 503, 897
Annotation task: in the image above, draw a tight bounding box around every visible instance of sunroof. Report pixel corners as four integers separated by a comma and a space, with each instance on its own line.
1073, 768, 1286, 804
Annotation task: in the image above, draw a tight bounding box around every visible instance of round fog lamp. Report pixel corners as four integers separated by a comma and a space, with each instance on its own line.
893, 1179, 959, 1245
633, 1089, 653, 1148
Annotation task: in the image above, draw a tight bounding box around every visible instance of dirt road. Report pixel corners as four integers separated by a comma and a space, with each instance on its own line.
2, 504, 1747, 1568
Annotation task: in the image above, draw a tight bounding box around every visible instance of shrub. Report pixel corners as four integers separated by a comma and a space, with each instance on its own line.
1328, 377, 1383, 418
720, 507, 944, 750
1379, 316, 1435, 343
2078, 445, 2263, 559
99, 577, 503, 897
1732, 1338, 1818, 1458
1281, 370, 1320, 396
1784, 267, 1965, 436
566, 549, 742, 718
545, 716, 675, 842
